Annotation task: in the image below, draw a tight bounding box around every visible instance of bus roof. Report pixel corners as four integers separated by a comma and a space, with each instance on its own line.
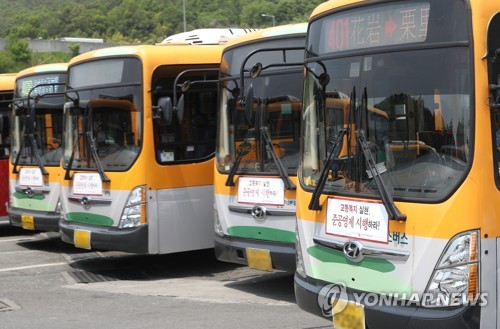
0, 73, 16, 91
222, 23, 308, 49
160, 28, 259, 45
68, 44, 225, 69
16, 63, 68, 79
310, 0, 366, 19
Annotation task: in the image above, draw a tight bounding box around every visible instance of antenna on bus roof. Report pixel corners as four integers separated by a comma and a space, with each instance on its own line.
159, 28, 259, 45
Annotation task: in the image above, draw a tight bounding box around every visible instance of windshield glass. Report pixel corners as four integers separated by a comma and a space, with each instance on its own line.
11, 73, 66, 166
217, 38, 304, 176
62, 58, 142, 171
302, 0, 471, 201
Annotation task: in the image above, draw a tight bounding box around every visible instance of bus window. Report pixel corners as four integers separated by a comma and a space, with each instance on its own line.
153, 66, 218, 163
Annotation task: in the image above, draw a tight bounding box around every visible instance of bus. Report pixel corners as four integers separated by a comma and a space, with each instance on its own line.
214, 23, 306, 271
8, 64, 67, 231
295, 0, 500, 328
0, 73, 15, 222
58, 44, 223, 254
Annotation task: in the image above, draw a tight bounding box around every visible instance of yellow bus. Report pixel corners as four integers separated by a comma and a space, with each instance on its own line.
295, 0, 500, 327
214, 23, 306, 271
8, 64, 67, 231
58, 44, 223, 254
0, 73, 16, 221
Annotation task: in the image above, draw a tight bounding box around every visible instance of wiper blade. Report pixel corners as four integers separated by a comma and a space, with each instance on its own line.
64, 100, 110, 182
86, 102, 110, 183
225, 128, 255, 187
85, 130, 110, 182
261, 126, 295, 190
12, 99, 49, 176
308, 128, 347, 210
358, 88, 406, 221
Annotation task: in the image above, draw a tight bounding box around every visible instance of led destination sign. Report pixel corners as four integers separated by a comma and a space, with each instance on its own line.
16, 74, 65, 97
321, 2, 430, 53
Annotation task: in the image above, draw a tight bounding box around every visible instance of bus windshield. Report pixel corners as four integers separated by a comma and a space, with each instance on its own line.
63, 58, 142, 172
11, 73, 66, 167
217, 39, 304, 176
302, 0, 471, 201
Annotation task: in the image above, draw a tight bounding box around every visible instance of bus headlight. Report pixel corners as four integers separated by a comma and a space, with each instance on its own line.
119, 185, 147, 228
296, 223, 306, 278
423, 230, 479, 307
55, 199, 62, 214
214, 203, 224, 237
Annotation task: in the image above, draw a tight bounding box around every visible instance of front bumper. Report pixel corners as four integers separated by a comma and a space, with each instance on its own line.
9, 207, 60, 232
294, 274, 480, 328
59, 219, 149, 254
214, 233, 295, 271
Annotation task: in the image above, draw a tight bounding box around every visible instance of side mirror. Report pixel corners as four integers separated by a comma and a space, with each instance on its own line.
249, 62, 263, 79
158, 97, 173, 125
176, 94, 185, 124
244, 84, 253, 123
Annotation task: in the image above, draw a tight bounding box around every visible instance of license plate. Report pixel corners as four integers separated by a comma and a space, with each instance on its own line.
333, 300, 365, 329
21, 215, 35, 230
74, 229, 91, 250
246, 248, 273, 271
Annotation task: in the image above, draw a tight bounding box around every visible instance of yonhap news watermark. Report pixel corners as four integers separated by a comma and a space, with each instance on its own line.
318, 283, 488, 317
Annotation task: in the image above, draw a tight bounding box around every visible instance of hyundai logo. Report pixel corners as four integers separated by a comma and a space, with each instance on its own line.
80, 196, 91, 209
343, 241, 364, 263
24, 187, 35, 198
251, 205, 267, 220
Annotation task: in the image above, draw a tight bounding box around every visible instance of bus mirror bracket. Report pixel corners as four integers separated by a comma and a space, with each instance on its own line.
244, 84, 253, 122
157, 96, 173, 125
176, 94, 185, 124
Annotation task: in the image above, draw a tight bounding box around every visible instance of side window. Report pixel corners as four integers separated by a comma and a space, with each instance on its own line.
152, 66, 219, 164
488, 13, 500, 188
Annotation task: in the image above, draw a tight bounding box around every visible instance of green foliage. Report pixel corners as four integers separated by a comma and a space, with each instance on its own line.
0, 0, 327, 72
0, 0, 326, 43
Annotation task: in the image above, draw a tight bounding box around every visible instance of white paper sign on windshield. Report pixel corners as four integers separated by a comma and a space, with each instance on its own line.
19, 168, 44, 187
73, 173, 103, 196
326, 197, 389, 243
238, 176, 285, 206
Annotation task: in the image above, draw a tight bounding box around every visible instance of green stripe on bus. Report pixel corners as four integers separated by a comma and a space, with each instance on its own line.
66, 212, 114, 226
307, 245, 396, 273
227, 226, 296, 243
13, 192, 45, 201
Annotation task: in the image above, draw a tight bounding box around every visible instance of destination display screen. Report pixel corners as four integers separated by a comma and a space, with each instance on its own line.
16, 73, 65, 97
320, 2, 430, 53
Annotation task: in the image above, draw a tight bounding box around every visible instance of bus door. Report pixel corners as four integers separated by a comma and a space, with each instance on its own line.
152, 65, 219, 254
0, 78, 13, 219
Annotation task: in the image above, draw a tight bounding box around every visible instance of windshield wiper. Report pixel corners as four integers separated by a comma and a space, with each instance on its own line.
260, 126, 295, 190
63, 99, 110, 182
357, 88, 406, 221
225, 128, 255, 186
308, 128, 347, 210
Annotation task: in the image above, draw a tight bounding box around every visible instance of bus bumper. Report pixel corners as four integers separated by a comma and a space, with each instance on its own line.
9, 208, 60, 232
294, 274, 480, 328
214, 233, 295, 271
59, 219, 149, 254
